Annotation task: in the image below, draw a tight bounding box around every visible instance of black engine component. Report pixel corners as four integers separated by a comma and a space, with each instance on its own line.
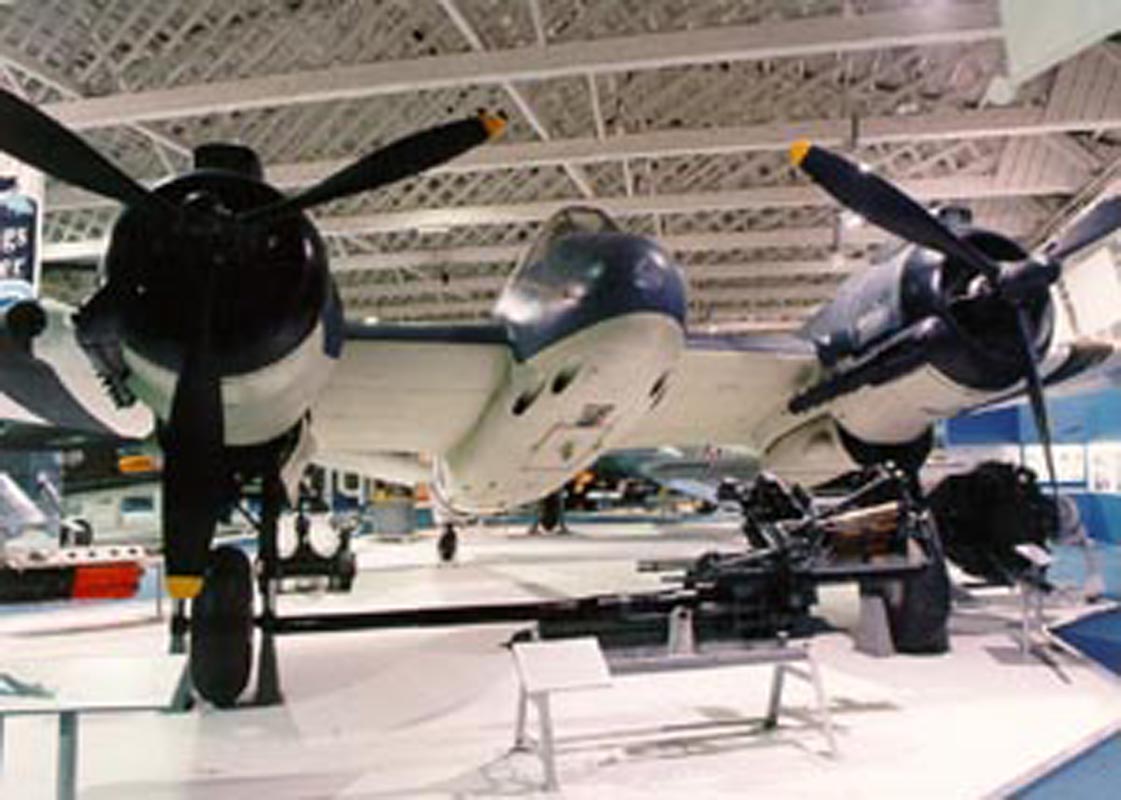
928, 461, 1058, 585
276, 510, 357, 593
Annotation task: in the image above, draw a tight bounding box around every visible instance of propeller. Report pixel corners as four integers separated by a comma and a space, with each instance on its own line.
159, 263, 227, 599
0, 89, 173, 219
790, 141, 1003, 284
790, 140, 1064, 497
0, 86, 505, 596
1047, 196, 1121, 262
242, 114, 505, 224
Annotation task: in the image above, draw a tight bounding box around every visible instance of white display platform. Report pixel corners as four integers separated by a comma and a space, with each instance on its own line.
0, 656, 188, 800
0, 521, 1116, 798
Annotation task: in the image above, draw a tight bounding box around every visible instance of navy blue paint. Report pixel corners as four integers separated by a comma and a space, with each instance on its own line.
343, 321, 511, 346
1051, 607, 1121, 677
944, 406, 1021, 445
1070, 493, 1121, 545
1012, 730, 1121, 799
321, 285, 345, 358
495, 232, 687, 362
1016, 387, 1121, 444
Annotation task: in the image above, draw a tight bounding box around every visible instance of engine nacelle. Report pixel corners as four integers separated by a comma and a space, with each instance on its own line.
791, 218, 1053, 458
81, 149, 344, 449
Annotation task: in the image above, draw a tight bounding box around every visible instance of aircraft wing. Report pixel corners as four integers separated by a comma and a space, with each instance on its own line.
615, 332, 818, 449
0, 298, 153, 448
312, 322, 513, 457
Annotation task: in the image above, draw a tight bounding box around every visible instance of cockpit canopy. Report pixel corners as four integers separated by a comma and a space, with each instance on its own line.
515, 206, 621, 278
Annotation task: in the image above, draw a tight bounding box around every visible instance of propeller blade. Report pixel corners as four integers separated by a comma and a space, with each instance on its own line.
1047, 196, 1121, 262
160, 270, 227, 599
790, 141, 1001, 282
242, 114, 506, 225
1013, 307, 1059, 499
0, 88, 170, 216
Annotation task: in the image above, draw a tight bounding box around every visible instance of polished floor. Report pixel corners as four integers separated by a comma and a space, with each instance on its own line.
0, 518, 1118, 799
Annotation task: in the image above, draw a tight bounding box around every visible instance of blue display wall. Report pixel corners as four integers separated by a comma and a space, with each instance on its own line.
945, 387, 1121, 544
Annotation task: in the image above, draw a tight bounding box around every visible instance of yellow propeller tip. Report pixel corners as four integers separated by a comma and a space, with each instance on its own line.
166, 575, 204, 600
480, 114, 507, 139
790, 140, 812, 166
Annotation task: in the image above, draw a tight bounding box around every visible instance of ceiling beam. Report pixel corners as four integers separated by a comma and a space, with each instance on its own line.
44, 226, 894, 265
317, 175, 1076, 237
45, 203, 1041, 266
39, 5, 1000, 130
51, 104, 1121, 212
0, 45, 189, 159
436, 0, 595, 199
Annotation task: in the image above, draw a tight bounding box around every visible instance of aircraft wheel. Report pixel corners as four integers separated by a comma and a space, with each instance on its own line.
72, 518, 94, 546
540, 492, 563, 532
437, 524, 458, 563
190, 545, 254, 708
329, 551, 357, 592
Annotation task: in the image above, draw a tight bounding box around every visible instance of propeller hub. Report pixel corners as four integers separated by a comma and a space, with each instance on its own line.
193, 142, 263, 179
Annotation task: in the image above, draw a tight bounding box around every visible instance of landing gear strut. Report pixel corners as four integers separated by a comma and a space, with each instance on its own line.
529, 491, 569, 535
437, 523, 458, 563
252, 474, 285, 706
185, 472, 288, 708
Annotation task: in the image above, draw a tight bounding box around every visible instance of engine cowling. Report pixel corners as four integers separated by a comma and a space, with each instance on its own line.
788, 217, 1053, 463
81, 148, 343, 449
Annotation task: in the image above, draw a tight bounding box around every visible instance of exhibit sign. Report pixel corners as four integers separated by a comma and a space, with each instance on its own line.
0, 153, 43, 308
1087, 442, 1121, 495
1022, 443, 1087, 486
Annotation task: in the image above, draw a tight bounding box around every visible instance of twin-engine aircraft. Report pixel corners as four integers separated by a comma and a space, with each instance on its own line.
1, 86, 1120, 705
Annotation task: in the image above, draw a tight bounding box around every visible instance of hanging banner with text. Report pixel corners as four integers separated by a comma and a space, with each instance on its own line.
0, 153, 44, 305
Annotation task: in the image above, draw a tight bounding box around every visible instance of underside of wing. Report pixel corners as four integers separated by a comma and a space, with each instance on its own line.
616, 332, 819, 449
0, 298, 153, 446
313, 322, 513, 457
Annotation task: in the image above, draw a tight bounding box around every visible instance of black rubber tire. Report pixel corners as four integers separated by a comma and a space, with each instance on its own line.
190, 545, 254, 708
540, 492, 563, 532
437, 525, 458, 563
334, 552, 357, 592
72, 519, 94, 546
884, 522, 951, 654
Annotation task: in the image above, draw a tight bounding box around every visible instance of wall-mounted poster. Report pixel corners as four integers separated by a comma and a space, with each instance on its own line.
0, 153, 43, 307
1087, 442, 1121, 494
1022, 443, 1087, 484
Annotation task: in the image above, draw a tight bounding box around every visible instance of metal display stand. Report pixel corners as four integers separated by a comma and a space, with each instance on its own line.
510, 630, 836, 791
1015, 543, 1052, 658
0, 656, 189, 800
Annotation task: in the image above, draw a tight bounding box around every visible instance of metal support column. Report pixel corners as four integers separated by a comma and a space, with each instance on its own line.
169, 598, 188, 655
57, 711, 79, 800
253, 473, 285, 706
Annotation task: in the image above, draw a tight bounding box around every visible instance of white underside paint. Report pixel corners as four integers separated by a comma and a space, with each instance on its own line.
436, 312, 685, 514
828, 363, 1008, 444
122, 319, 337, 446
17, 299, 154, 438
